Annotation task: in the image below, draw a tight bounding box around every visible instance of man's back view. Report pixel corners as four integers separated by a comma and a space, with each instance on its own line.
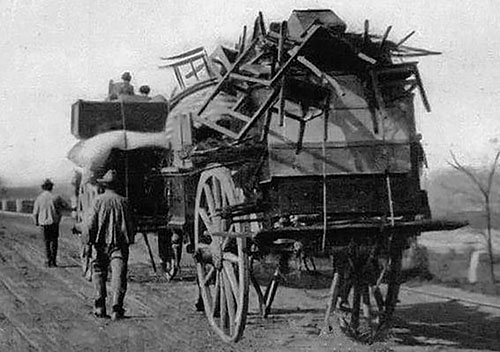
33, 179, 67, 267
83, 169, 135, 320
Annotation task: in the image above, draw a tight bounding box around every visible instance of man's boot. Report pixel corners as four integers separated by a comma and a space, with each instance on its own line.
111, 305, 125, 321
93, 298, 107, 318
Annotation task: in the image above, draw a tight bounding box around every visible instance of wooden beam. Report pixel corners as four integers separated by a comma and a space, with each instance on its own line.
296, 120, 306, 154
197, 38, 259, 116
192, 115, 238, 139
222, 109, 251, 123
391, 52, 441, 58
173, 66, 186, 90
363, 19, 370, 45
229, 73, 271, 86
269, 25, 321, 87
380, 25, 392, 49
189, 61, 199, 80
396, 45, 442, 55
278, 21, 287, 127
396, 30, 415, 47
239, 25, 247, 54
159, 53, 207, 68
232, 95, 247, 112
237, 88, 280, 140
160, 47, 205, 61
413, 67, 431, 112
211, 231, 254, 239
258, 11, 266, 35
270, 106, 302, 122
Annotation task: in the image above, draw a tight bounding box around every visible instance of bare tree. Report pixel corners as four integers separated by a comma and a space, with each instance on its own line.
448, 151, 499, 284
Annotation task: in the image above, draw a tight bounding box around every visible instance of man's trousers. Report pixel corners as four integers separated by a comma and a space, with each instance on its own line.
41, 223, 59, 266
92, 244, 129, 312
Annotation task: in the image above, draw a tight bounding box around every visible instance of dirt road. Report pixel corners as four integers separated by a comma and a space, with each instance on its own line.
0, 213, 498, 352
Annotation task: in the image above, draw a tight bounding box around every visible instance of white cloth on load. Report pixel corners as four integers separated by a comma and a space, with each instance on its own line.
67, 129, 172, 174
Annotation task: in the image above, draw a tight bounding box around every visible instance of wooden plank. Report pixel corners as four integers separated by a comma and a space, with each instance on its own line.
223, 109, 251, 123
174, 66, 186, 90
413, 67, 431, 112
382, 78, 418, 88
192, 115, 238, 139
269, 25, 321, 87
189, 61, 199, 80
270, 106, 302, 121
391, 52, 441, 58
185, 63, 207, 79
237, 88, 280, 140
232, 95, 247, 112
296, 120, 306, 154
229, 73, 271, 86
277, 21, 287, 127
396, 30, 416, 47
396, 45, 442, 55
379, 25, 392, 48
258, 11, 266, 35
239, 25, 247, 54
159, 53, 207, 68
363, 19, 370, 45
160, 47, 205, 60
211, 231, 254, 239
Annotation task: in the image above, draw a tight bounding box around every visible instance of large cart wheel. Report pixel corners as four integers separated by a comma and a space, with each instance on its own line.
323, 237, 404, 342
194, 166, 249, 343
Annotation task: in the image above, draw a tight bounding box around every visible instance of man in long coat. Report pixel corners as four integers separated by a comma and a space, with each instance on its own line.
83, 169, 135, 320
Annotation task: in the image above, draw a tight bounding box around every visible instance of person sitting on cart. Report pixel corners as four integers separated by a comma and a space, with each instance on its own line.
108, 71, 135, 100
139, 85, 151, 100
81, 169, 135, 320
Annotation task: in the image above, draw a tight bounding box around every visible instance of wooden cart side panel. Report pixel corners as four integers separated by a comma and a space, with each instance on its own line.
263, 173, 423, 217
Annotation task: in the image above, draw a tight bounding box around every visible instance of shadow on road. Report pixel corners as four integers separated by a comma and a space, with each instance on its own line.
393, 300, 500, 351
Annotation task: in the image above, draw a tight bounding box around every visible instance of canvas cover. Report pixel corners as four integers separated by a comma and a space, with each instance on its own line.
67, 129, 172, 176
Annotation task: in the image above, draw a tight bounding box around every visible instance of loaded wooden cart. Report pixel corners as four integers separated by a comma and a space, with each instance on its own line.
68, 9, 467, 343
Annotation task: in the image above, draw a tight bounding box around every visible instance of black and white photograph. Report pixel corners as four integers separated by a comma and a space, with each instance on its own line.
0, 1, 499, 351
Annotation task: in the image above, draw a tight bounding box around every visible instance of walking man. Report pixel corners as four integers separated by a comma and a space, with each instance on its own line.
33, 179, 67, 268
82, 170, 135, 320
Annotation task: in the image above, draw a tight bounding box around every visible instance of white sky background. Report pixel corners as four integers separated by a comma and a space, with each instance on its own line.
0, 0, 499, 185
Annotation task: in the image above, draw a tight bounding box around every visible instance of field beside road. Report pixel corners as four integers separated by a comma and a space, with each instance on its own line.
0, 213, 499, 352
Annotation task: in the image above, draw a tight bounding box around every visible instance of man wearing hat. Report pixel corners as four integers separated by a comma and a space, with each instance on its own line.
118, 71, 135, 96
33, 179, 68, 267
82, 169, 135, 320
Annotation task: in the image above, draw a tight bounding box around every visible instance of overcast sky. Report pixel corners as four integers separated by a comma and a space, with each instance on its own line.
1, 0, 499, 185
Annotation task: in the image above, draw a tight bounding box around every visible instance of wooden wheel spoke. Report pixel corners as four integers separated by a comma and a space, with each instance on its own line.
198, 208, 213, 231
322, 272, 341, 332
221, 237, 232, 251
351, 282, 362, 331
202, 265, 216, 286
219, 271, 228, 329
222, 269, 236, 334
223, 252, 239, 264
203, 184, 216, 214
212, 177, 222, 209
371, 286, 385, 313
195, 167, 250, 343
212, 274, 221, 319
362, 285, 372, 322
223, 261, 240, 303
222, 192, 228, 207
